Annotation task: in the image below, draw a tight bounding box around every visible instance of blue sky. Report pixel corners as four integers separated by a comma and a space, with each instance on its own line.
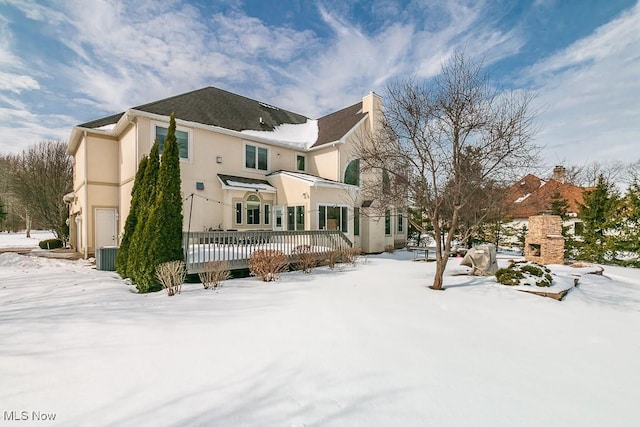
0, 0, 638, 171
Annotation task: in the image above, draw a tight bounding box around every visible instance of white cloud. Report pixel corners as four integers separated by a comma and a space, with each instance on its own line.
526, 2, 640, 166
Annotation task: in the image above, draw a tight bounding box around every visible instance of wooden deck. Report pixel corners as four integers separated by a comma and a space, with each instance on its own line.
183, 230, 352, 274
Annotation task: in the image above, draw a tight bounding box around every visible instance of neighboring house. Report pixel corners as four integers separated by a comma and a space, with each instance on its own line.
65, 86, 406, 258
502, 166, 587, 240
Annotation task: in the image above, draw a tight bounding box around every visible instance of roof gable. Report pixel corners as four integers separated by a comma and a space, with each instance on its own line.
314, 102, 367, 148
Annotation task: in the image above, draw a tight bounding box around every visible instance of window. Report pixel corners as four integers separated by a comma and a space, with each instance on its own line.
296, 154, 306, 172
246, 195, 260, 225
235, 202, 242, 225
385, 209, 391, 235
354, 207, 360, 236
318, 205, 348, 232
264, 204, 270, 225
245, 144, 268, 171
397, 213, 403, 233
344, 159, 360, 186
287, 206, 305, 231
156, 126, 189, 159
382, 169, 391, 194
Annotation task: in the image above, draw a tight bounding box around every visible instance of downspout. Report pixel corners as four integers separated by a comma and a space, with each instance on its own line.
83, 130, 89, 259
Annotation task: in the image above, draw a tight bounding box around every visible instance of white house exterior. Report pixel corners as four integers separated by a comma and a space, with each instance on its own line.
66, 87, 406, 257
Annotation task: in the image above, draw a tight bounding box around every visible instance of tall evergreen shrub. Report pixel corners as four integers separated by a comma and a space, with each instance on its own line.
145, 113, 184, 276
128, 141, 160, 292
115, 155, 148, 278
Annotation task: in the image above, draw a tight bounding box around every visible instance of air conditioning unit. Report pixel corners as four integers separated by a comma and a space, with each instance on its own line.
96, 246, 118, 271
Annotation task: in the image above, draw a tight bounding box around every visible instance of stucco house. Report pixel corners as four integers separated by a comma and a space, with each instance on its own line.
65, 86, 406, 258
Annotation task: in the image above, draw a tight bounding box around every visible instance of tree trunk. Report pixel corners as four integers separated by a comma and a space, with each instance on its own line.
430, 257, 448, 290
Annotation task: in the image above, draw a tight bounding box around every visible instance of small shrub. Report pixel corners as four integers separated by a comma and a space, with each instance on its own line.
155, 260, 186, 296
341, 247, 361, 266
39, 239, 63, 250
495, 268, 524, 286
292, 245, 318, 273
326, 250, 342, 270
495, 261, 553, 287
248, 249, 288, 282
520, 264, 544, 277
198, 260, 231, 289
384, 245, 395, 253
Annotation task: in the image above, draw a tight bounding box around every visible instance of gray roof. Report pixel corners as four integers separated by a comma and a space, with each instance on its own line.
314, 102, 367, 148
78, 86, 367, 148
79, 87, 309, 132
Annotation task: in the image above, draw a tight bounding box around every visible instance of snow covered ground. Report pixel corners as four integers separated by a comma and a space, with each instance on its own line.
0, 230, 55, 248
1, 232, 639, 426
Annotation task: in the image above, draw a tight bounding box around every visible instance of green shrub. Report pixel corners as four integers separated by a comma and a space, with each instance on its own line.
39, 239, 63, 250
495, 268, 524, 286
495, 261, 553, 287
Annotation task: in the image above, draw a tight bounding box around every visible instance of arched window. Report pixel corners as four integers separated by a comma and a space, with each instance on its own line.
344, 159, 360, 186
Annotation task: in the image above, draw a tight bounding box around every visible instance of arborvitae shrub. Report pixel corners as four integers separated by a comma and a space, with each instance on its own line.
248, 249, 288, 282
39, 239, 63, 250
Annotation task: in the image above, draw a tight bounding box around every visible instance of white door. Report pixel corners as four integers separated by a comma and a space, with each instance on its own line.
273, 206, 284, 231
95, 208, 117, 248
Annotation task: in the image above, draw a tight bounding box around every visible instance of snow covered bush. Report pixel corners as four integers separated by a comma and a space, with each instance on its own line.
155, 260, 186, 296
495, 261, 553, 287
38, 238, 63, 250
198, 260, 230, 289
248, 249, 288, 282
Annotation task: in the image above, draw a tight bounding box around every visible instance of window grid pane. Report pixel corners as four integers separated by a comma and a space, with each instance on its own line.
258, 147, 268, 170
246, 145, 256, 169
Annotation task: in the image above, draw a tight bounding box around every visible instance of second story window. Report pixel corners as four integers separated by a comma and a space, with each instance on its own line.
245, 144, 268, 171
156, 126, 189, 159
296, 154, 306, 172
344, 159, 360, 186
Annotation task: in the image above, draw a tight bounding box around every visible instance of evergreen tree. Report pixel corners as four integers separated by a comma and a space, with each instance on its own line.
128, 141, 160, 292
145, 113, 184, 285
619, 179, 640, 265
115, 155, 148, 278
577, 174, 622, 263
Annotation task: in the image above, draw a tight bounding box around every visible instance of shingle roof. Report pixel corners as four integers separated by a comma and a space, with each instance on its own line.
313, 102, 367, 148
504, 174, 587, 218
78, 86, 368, 149
79, 87, 309, 131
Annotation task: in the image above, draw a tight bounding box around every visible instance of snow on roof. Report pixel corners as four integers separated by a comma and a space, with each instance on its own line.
271, 171, 351, 189
225, 180, 276, 192
241, 120, 319, 149
95, 123, 116, 131
514, 193, 531, 203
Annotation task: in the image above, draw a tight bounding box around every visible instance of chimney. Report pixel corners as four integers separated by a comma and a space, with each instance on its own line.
552, 165, 566, 184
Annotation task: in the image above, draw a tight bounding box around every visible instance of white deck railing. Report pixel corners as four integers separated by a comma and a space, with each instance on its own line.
183, 230, 353, 274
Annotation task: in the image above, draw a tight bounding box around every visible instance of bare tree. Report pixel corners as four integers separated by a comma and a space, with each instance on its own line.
356, 51, 538, 290
563, 160, 626, 187
7, 141, 72, 240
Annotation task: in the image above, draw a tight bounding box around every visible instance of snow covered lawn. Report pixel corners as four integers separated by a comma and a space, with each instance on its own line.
1, 243, 639, 426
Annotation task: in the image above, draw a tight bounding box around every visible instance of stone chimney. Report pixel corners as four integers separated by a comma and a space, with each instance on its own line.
552, 165, 566, 184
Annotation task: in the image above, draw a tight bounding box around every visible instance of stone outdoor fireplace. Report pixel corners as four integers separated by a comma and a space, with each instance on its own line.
524, 215, 565, 265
